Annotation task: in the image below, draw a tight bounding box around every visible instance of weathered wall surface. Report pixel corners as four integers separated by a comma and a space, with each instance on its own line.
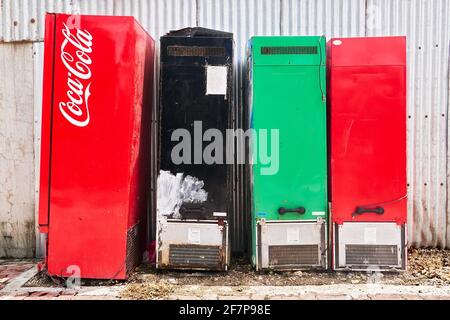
0, 43, 35, 257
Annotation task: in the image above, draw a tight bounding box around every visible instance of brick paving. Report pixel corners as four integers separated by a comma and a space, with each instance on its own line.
0, 263, 34, 288
2, 261, 450, 300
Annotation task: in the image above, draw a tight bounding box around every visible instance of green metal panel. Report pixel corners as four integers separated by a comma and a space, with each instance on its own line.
248, 36, 328, 266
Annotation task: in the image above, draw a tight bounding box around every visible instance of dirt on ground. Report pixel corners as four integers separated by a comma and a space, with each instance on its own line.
24, 248, 450, 299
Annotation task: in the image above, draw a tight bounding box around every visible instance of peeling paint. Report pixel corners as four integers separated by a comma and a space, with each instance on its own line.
156, 170, 208, 219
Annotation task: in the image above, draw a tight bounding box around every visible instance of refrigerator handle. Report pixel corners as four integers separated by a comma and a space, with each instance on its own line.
278, 207, 306, 215
352, 206, 385, 216
179, 204, 208, 219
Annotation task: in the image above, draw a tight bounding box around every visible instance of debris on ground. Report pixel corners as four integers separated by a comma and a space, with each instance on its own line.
401, 248, 450, 285
24, 269, 123, 288
22, 248, 450, 295
120, 280, 174, 300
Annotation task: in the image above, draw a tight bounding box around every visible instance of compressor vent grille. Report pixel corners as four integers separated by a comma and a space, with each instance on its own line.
268, 245, 319, 266
345, 245, 399, 266
167, 46, 226, 57
125, 223, 141, 274
169, 244, 222, 268
261, 46, 318, 55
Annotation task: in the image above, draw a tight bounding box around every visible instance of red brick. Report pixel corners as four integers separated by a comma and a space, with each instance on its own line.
30, 291, 48, 297
15, 291, 31, 297
369, 294, 404, 300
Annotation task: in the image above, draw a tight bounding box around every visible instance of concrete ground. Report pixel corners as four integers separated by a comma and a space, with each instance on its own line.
1, 261, 450, 300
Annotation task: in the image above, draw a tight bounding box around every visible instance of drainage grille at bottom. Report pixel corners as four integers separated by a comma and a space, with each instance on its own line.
345, 245, 399, 266
169, 244, 222, 268
268, 245, 319, 266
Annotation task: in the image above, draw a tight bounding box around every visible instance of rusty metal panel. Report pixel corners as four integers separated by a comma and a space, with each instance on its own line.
367, 0, 450, 248
0, 43, 35, 258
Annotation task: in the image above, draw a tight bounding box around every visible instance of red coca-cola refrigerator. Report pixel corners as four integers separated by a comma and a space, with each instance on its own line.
328, 37, 407, 271
38, 13, 155, 279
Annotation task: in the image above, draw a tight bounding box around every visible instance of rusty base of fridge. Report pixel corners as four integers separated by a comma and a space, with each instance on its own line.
256, 219, 327, 271
156, 219, 229, 271
333, 222, 406, 271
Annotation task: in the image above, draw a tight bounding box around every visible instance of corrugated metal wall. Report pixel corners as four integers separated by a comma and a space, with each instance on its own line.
366, 0, 450, 248
0, 0, 449, 255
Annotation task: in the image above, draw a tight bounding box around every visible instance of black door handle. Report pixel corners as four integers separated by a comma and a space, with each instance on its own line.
353, 206, 384, 216
278, 207, 306, 215
179, 204, 207, 219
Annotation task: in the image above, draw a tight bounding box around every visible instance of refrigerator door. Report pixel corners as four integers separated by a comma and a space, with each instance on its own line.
249, 36, 328, 270
329, 37, 407, 225
250, 36, 328, 223
157, 28, 233, 271
39, 14, 154, 279
158, 31, 233, 221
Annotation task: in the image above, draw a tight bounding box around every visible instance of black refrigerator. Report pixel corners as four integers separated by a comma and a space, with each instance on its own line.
156, 27, 234, 271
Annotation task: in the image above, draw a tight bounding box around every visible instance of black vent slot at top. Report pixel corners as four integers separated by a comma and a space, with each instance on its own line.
261, 46, 318, 55
167, 46, 226, 57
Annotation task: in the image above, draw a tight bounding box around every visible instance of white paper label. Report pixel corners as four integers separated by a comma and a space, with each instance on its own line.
206, 66, 227, 95
287, 228, 300, 243
312, 211, 325, 216
188, 228, 201, 244
213, 211, 227, 217
364, 227, 377, 244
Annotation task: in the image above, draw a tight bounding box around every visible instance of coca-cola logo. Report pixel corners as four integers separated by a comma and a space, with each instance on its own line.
59, 23, 93, 127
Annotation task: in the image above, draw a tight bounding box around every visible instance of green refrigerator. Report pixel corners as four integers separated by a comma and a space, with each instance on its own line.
246, 36, 328, 270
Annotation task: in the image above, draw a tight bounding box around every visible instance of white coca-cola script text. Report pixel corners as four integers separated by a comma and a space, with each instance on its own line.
59, 23, 93, 127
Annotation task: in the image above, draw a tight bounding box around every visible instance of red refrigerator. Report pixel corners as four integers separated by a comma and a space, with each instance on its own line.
328, 37, 407, 271
38, 13, 155, 279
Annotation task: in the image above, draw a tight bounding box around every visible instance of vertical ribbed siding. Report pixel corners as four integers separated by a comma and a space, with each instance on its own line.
113, 0, 196, 37
78, 0, 115, 15
0, 0, 74, 42
367, 0, 450, 248
280, 0, 366, 37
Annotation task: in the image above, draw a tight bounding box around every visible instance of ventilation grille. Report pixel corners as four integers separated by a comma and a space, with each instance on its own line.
167, 46, 226, 57
169, 244, 223, 269
345, 245, 399, 266
268, 245, 319, 266
125, 223, 141, 274
261, 46, 318, 55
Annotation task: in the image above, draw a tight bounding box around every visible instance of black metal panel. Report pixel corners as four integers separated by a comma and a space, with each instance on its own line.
159, 28, 234, 221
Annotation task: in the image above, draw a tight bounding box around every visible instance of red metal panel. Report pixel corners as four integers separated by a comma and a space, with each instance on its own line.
329, 36, 407, 225
40, 13, 154, 279
38, 14, 56, 233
